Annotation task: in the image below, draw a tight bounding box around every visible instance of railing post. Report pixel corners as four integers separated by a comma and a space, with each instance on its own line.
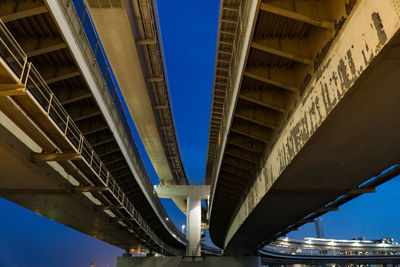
64, 116, 70, 135
89, 150, 94, 166
47, 93, 54, 115
78, 134, 84, 153
19, 57, 28, 84
98, 161, 102, 176
23, 62, 32, 86
105, 171, 110, 187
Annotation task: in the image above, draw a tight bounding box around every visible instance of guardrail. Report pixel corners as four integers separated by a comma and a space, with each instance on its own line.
209, 0, 252, 212
60, 0, 185, 244
0, 18, 183, 255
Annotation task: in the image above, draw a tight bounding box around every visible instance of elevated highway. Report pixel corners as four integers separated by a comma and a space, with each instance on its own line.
84, 0, 190, 214
0, 0, 186, 254
207, 0, 400, 251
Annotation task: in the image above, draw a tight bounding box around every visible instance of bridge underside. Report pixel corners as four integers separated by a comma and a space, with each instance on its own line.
227, 35, 400, 249
0, 0, 185, 252
208, 0, 400, 251
0, 111, 140, 249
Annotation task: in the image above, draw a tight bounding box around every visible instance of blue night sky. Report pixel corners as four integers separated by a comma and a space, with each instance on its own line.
1, 1, 400, 266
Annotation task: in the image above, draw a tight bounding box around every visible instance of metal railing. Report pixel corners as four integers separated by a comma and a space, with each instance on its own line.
0, 18, 183, 255
209, 0, 252, 210
60, 0, 185, 244
265, 237, 400, 256
134, 0, 189, 185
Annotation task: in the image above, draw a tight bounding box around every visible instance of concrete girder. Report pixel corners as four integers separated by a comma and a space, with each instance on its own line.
213, 197, 241, 212
103, 156, 125, 166
5, 38, 66, 62
106, 160, 128, 172
219, 170, 252, 186
117, 176, 136, 186
113, 170, 133, 180
0, 1, 47, 22
22, 38, 66, 58
225, 145, 260, 164
97, 148, 120, 158
109, 165, 129, 174
227, 139, 262, 154
239, 94, 286, 113
221, 164, 253, 180
223, 155, 257, 173
235, 108, 279, 130
54, 87, 92, 105
228, 133, 265, 154
251, 38, 314, 66
260, 3, 333, 30
91, 137, 114, 148
231, 119, 272, 143
212, 193, 239, 208
212, 197, 238, 211
215, 185, 246, 201
218, 175, 249, 190
251, 40, 313, 65
219, 0, 400, 250
70, 108, 101, 122
245, 67, 298, 93
78, 120, 108, 136
82, 126, 109, 136
38, 66, 80, 84
84, 131, 114, 147
211, 207, 234, 219
68, 106, 101, 122
94, 142, 120, 156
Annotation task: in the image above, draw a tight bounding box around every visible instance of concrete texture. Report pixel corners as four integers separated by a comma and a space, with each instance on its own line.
214, 0, 400, 250
115, 256, 261, 267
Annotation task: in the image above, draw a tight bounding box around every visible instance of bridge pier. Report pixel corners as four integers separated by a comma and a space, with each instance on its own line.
154, 185, 210, 256
115, 256, 261, 267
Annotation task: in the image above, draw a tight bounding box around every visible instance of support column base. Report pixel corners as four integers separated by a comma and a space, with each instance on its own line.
115, 256, 261, 267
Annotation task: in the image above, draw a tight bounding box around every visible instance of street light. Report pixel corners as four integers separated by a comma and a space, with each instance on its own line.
182, 224, 186, 235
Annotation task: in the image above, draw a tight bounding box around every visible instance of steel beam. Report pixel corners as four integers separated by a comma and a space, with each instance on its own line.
231, 127, 270, 143
239, 94, 286, 113
32, 152, 81, 162
0, 6, 48, 22
235, 113, 277, 130
244, 70, 298, 93
252, 41, 313, 65
60, 92, 92, 105
260, 3, 333, 30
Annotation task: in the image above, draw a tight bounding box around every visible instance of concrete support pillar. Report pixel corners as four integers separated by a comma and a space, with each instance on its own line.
186, 195, 201, 256
154, 185, 210, 257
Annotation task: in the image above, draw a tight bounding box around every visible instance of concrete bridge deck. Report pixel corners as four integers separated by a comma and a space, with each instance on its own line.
0, 0, 186, 254
207, 0, 400, 251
